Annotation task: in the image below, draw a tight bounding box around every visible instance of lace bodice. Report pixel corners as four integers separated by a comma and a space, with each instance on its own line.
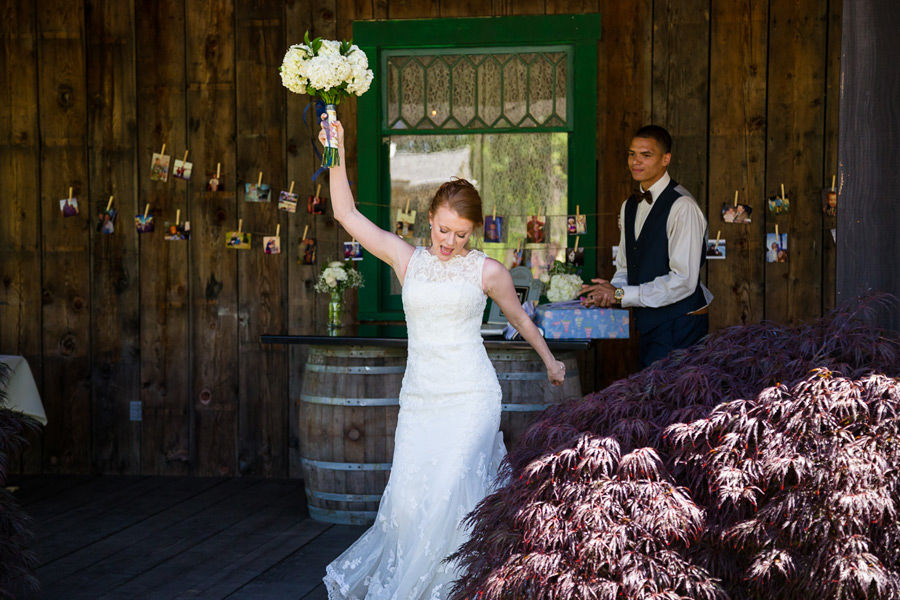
401, 247, 501, 398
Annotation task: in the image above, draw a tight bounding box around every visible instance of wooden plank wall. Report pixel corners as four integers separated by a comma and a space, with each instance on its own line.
0, 0, 841, 475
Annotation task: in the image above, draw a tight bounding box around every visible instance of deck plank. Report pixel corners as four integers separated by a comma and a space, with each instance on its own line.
37, 477, 237, 586
17, 477, 365, 599
221, 525, 366, 599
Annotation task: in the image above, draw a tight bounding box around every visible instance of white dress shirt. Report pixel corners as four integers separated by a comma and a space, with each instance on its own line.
610, 172, 713, 309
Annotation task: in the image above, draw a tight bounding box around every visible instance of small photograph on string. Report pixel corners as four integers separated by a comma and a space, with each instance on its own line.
706, 238, 726, 259
308, 194, 326, 215
164, 222, 190, 241
721, 203, 752, 224
395, 209, 416, 240
766, 232, 788, 263
567, 213, 587, 234
767, 185, 790, 215
135, 214, 154, 233
60, 193, 79, 218
279, 190, 299, 213
300, 238, 317, 264
206, 165, 224, 191
245, 182, 271, 203
822, 188, 837, 217
526, 214, 545, 244
264, 236, 281, 254
484, 215, 503, 243
97, 208, 117, 234
149, 151, 170, 182
508, 246, 525, 269
344, 240, 363, 261
173, 153, 192, 181
566, 246, 585, 267
226, 231, 252, 250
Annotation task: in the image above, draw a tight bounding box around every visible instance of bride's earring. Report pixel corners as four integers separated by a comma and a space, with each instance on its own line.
429, 224, 432, 230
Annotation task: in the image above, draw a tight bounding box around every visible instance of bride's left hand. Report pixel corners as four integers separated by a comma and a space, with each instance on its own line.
547, 360, 566, 386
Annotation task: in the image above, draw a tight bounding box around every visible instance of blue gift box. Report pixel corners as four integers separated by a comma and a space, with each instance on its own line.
535, 301, 630, 340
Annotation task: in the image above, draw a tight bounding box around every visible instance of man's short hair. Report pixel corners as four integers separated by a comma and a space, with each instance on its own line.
633, 125, 672, 154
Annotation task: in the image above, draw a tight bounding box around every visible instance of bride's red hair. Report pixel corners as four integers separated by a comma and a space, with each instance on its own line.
429, 179, 484, 227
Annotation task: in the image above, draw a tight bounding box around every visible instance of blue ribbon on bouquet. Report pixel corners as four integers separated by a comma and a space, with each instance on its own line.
302, 100, 329, 182
302, 99, 353, 186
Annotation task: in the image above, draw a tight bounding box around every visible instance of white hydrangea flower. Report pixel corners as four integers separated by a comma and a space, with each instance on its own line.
329, 261, 344, 268
546, 274, 582, 302
280, 37, 373, 100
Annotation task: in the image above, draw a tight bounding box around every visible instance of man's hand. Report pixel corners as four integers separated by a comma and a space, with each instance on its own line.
580, 278, 617, 308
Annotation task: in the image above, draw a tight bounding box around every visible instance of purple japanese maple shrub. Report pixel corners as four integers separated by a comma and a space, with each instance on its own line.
0, 362, 40, 598
450, 296, 900, 600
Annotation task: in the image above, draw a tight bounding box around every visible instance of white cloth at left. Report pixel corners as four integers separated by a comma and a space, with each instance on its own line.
324, 247, 507, 600
0, 355, 47, 425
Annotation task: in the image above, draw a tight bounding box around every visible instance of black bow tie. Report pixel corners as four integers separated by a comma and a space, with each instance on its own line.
636, 190, 653, 204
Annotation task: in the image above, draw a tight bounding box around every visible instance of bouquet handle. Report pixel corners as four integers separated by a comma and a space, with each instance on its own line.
322, 104, 340, 168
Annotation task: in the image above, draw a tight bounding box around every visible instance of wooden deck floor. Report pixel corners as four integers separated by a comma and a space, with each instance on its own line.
9, 475, 365, 599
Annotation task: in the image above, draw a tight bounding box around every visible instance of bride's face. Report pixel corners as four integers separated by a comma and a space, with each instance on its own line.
429, 205, 474, 260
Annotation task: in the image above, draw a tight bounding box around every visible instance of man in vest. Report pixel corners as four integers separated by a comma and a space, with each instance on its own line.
581, 125, 712, 368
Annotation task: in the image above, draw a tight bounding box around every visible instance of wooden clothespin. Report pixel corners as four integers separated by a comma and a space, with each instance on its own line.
715, 230, 721, 248
182, 150, 189, 163
775, 224, 779, 239
302, 225, 309, 240
404, 198, 410, 214
781, 183, 786, 200
576, 205, 580, 218
143, 204, 150, 219
276, 224, 281, 238
257, 172, 263, 187
537, 205, 543, 220
106, 195, 114, 212
289, 181, 295, 195
68, 187, 73, 201
216, 163, 221, 179
160, 144, 166, 156
734, 190, 739, 207
831, 175, 836, 192
315, 183, 321, 199
175, 209, 181, 225
238, 219, 243, 234
574, 236, 579, 252
492, 205, 496, 220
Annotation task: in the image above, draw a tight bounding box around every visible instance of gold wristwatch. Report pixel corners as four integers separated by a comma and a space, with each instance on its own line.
614, 288, 624, 303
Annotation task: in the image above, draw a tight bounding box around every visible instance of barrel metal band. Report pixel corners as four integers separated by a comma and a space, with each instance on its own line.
496, 372, 551, 381
305, 363, 406, 375
302, 458, 393, 471
502, 403, 551, 412
300, 394, 400, 407
306, 489, 384, 503
308, 505, 378, 525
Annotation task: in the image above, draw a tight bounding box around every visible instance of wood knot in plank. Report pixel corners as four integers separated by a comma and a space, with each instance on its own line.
71, 296, 85, 311
57, 84, 76, 109
347, 428, 361, 441
59, 334, 77, 356
199, 388, 212, 405
205, 35, 219, 62
205, 274, 223, 302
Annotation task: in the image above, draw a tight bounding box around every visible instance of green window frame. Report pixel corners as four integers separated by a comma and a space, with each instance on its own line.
353, 14, 601, 322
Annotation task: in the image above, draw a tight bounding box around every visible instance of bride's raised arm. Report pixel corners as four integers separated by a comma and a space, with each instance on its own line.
319, 118, 414, 277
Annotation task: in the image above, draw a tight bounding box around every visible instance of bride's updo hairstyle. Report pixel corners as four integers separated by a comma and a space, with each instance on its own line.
429, 178, 484, 228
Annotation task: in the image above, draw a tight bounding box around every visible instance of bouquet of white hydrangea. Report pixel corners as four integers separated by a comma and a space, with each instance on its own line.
280, 32, 373, 167
314, 261, 364, 295
544, 260, 583, 302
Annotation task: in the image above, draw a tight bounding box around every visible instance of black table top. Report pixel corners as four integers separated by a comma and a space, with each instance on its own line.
260, 324, 591, 351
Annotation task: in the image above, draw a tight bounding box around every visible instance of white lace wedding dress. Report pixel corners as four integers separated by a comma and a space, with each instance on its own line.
324, 246, 507, 600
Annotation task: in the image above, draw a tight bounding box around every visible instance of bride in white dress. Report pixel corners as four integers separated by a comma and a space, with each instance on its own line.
320, 121, 566, 600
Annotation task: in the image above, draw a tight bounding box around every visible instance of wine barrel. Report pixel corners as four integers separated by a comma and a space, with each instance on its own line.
299, 345, 404, 525
488, 349, 582, 451
299, 345, 581, 525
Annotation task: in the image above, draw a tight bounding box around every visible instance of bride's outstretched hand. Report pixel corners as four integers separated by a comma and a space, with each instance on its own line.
547, 360, 566, 386
318, 115, 345, 151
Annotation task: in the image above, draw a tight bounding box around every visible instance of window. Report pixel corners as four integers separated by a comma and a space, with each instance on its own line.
354, 14, 601, 320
